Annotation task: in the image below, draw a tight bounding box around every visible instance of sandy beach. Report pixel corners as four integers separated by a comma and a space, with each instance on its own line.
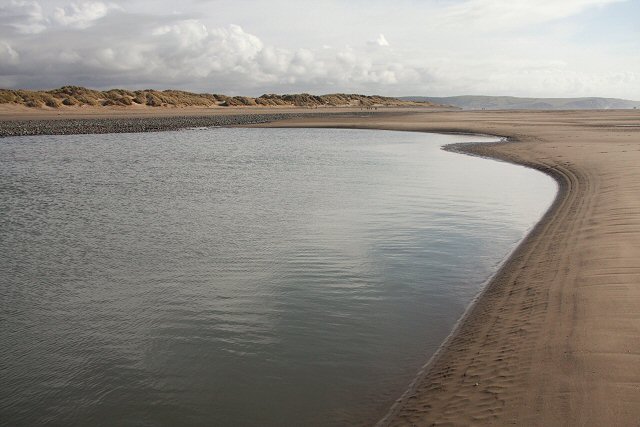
3, 107, 639, 425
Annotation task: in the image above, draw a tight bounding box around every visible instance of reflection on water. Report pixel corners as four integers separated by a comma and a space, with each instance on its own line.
0, 128, 555, 426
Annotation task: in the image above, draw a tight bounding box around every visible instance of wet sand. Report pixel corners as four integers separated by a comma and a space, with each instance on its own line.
3, 107, 640, 425
259, 110, 640, 426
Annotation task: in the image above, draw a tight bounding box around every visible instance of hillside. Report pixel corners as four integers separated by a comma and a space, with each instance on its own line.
400, 95, 640, 110
0, 86, 436, 109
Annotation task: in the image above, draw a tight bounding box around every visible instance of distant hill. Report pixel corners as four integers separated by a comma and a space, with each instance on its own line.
400, 95, 640, 110
0, 86, 438, 109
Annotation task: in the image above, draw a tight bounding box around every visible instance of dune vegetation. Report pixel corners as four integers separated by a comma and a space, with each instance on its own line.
0, 86, 433, 109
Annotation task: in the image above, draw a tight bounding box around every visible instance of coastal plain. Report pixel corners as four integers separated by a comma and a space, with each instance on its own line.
3, 107, 640, 425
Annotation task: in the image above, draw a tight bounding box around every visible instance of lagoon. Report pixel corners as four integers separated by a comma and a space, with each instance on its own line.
0, 128, 555, 426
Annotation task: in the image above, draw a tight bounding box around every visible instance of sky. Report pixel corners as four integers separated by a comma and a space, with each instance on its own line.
0, 0, 638, 98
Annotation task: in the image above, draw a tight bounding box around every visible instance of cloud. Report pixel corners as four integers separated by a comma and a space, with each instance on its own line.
368, 34, 389, 47
0, 0, 636, 98
52, 2, 118, 29
442, 0, 626, 30
0, 3, 422, 94
0, 1, 120, 34
0, 0, 47, 34
0, 41, 20, 66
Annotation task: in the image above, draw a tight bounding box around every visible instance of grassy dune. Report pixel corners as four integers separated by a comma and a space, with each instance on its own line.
0, 86, 434, 109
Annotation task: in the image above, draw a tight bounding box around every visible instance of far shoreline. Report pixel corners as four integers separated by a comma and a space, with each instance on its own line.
0, 106, 445, 137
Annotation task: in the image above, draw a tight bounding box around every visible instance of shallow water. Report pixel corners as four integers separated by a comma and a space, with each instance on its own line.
0, 128, 555, 426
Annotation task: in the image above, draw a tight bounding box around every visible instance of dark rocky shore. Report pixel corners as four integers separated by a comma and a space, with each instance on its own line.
0, 112, 361, 137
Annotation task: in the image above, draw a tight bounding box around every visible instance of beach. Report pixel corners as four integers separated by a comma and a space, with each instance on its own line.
3, 107, 640, 425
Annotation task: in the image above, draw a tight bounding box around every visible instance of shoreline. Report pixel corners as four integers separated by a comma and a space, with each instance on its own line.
3, 109, 640, 424
258, 110, 640, 425
0, 111, 355, 137
0, 109, 444, 138
375, 137, 564, 426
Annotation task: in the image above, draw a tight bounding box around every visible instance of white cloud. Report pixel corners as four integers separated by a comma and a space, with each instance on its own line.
0, 0, 636, 98
370, 34, 389, 47
0, 1, 120, 34
152, 20, 210, 49
0, 14, 417, 92
52, 2, 118, 29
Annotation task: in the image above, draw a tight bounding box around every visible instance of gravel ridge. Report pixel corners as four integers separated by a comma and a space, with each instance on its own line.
0, 112, 349, 137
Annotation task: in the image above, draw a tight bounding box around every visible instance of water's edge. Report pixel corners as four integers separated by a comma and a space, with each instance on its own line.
375, 136, 563, 426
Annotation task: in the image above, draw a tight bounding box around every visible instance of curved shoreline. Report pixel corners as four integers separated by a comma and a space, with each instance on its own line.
2, 109, 639, 424
258, 110, 640, 425
375, 138, 566, 426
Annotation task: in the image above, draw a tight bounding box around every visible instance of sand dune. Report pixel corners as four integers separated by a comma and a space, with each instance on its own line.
259, 110, 640, 425
0, 86, 436, 109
